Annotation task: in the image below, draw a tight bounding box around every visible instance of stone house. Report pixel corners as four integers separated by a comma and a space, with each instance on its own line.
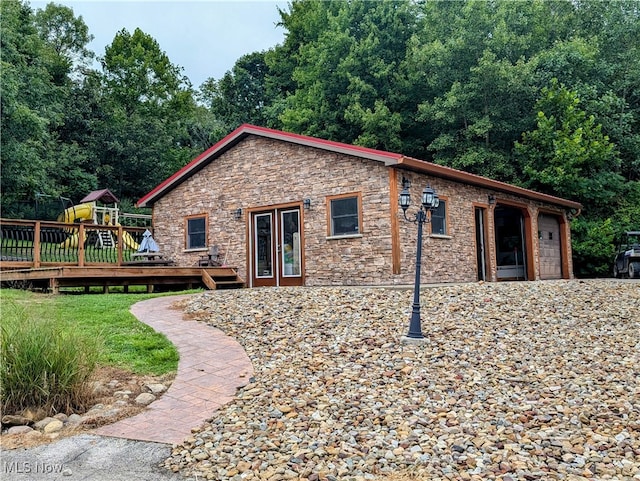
137, 124, 582, 287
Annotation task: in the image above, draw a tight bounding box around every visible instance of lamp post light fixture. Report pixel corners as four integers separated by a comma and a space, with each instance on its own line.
399, 179, 440, 340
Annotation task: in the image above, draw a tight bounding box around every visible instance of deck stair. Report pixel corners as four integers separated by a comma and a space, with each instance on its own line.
201, 267, 244, 290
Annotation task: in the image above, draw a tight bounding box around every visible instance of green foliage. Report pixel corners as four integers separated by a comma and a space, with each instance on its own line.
34, 2, 94, 84
611, 181, 640, 243
96, 27, 199, 200
0, 301, 101, 415
413, 1, 551, 177
278, 0, 419, 150
0, 289, 179, 376
570, 217, 616, 278
2, 0, 640, 277
199, 52, 272, 131
516, 79, 623, 212
0, 1, 59, 210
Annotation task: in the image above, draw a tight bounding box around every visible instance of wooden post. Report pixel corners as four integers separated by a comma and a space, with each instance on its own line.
117, 225, 124, 266
33, 221, 41, 268
49, 277, 59, 294
78, 224, 85, 267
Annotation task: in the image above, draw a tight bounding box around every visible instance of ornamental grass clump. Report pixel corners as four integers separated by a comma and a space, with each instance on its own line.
0, 302, 101, 416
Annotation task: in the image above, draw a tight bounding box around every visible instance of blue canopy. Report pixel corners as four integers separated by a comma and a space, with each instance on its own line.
137, 229, 159, 252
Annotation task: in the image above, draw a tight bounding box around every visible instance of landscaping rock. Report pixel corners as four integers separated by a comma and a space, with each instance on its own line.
7, 426, 34, 435
0, 368, 174, 449
43, 419, 64, 433
2, 415, 32, 427
135, 393, 156, 406
165, 280, 640, 480
144, 383, 168, 394
67, 414, 83, 425
34, 417, 56, 430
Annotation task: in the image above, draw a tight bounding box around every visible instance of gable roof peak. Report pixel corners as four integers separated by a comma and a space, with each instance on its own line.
137, 124, 402, 207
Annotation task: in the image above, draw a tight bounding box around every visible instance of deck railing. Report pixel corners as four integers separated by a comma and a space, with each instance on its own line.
0, 219, 149, 269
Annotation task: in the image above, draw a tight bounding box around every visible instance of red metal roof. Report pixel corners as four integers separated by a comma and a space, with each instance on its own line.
136, 124, 581, 210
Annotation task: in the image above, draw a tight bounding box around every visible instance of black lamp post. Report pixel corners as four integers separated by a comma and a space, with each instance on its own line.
399, 179, 440, 339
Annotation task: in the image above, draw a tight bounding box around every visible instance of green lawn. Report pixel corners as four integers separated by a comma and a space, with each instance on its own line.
0, 289, 194, 375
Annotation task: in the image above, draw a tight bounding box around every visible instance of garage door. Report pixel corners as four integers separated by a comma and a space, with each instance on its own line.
538, 214, 562, 279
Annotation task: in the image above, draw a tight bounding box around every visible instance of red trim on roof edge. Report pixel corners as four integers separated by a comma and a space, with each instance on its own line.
398, 157, 582, 210
137, 124, 403, 207
137, 124, 581, 211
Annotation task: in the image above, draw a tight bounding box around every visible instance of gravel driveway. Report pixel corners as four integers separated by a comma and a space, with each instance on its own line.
166, 280, 639, 481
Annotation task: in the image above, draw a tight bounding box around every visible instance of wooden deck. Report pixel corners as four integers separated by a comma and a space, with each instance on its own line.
0, 266, 244, 293
0, 218, 245, 293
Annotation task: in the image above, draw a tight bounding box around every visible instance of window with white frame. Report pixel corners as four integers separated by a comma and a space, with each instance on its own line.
328, 194, 361, 236
430, 200, 447, 235
186, 215, 207, 249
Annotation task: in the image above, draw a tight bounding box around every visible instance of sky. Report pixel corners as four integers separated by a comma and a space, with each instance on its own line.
30, 0, 288, 88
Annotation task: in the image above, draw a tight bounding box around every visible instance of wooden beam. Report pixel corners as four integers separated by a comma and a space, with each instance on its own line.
389, 169, 401, 275
201, 269, 217, 290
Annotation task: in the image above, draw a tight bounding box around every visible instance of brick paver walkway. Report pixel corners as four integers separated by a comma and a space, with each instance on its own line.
94, 294, 253, 445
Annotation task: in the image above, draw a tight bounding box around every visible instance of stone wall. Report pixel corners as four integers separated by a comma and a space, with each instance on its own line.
151, 135, 573, 286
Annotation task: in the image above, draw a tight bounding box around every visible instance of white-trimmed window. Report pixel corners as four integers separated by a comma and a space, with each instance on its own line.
327, 193, 362, 237
186, 214, 207, 249
430, 200, 447, 235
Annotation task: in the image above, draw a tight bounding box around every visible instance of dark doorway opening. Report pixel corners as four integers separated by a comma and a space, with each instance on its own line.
475, 207, 487, 281
494, 206, 528, 280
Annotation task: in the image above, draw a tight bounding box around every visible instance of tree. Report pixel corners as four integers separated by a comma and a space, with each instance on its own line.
0, 1, 60, 215
411, 0, 575, 180
198, 51, 272, 131
278, 0, 419, 151
96, 28, 198, 200
515, 79, 623, 212
34, 2, 94, 83
34, 3, 99, 202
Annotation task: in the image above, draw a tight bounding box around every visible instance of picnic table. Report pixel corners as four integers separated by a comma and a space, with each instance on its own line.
123, 252, 174, 266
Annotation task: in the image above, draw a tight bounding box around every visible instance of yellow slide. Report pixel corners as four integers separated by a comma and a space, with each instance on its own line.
57, 203, 140, 250
58, 203, 93, 248
57, 202, 94, 224
122, 232, 139, 250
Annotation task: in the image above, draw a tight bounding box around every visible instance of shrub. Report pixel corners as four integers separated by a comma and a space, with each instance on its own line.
0, 302, 101, 415
571, 217, 616, 277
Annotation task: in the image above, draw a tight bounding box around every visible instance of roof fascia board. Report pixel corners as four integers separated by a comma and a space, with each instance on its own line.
398, 157, 582, 210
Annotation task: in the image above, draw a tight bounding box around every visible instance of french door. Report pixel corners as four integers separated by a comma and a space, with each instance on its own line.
251, 207, 303, 287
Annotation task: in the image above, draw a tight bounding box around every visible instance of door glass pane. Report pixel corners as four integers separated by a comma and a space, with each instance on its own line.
281, 210, 301, 276
255, 214, 273, 278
